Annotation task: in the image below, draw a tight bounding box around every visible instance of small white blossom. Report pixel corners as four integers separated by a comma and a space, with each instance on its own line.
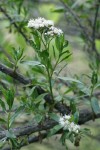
28, 17, 54, 29
59, 114, 80, 134
45, 26, 63, 36
63, 115, 71, 120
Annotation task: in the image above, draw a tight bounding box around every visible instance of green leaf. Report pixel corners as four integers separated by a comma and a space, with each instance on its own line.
60, 131, 69, 145
2, 88, 15, 110
11, 47, 23, 61
91, 97, 100, 115
77, 83, 90, 95
22, 60, 44, 67
0, 99, 6, 111
49, 113, 60, 122
51, 7, 65, 13
52, 45, 56, 59
32, 30, 41, 49
63, 40, 69, 49
91, 71, 98, 85
7, 89, 15, 110
55, 35, 64, 52
0, 118, 6, 124
29, 40, 37, 50
59, 53, 71, 63
58, 77, 83, 84
9, 106, 25, 127
34, 114, 43, 123
94, 83, 100, 90
70, 101, 76, 114
48, 125, 62, 137
6, 130, 16, 139
59, 50, 70, 57
73, 111, 79, 123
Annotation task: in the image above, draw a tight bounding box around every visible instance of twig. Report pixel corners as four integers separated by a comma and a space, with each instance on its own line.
92, 0, 100, 52
0, 6, 29, 44
0, 63, 32, 85
60, 0, 92, 43
60, 0, 100, 59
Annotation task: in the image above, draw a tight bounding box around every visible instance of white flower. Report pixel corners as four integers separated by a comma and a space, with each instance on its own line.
63, 115, 71, 120
27, 17, 54, 29
59, 114, 80, 134
45, 26, 63, 36
59, 117, 65, 127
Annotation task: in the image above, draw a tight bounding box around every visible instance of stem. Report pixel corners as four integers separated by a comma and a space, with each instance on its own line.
46, 67, 54, 101
40, 33, 47, 49
90, 85, 95, 120
7, 112, 11, 130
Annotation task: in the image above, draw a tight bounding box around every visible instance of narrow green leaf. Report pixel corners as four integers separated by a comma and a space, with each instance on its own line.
70, 101, 77, 114
49, 113, 60, 122
7, 89, 15, 110
0, 99, 6, 111
9, 106, 25, 127
22, 60, 44, 67
59, 50, 70, 57
91, 97, 100, 114
48, 125, 62, 137
51, 7, 65, 13
63, 40, 69, 48
34, 114, 43, 123
91, 71, 98, 85
58, 77, 83, 84
0, 118, 6, 124
52, 45, 56, 59
6, 130, 16, 139
73, 111, 79, 123
59, 53, 71, 63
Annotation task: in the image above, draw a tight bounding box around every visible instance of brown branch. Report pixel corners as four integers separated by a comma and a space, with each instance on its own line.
0, 62, 70, 114
0, 119, 57, 140
0, 63, 32, 85
3, 132, 47, 150
0, 109, 100, 141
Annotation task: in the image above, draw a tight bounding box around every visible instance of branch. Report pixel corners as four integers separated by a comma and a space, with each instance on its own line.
3, 132, 47, 150
0, 62, 70, 114
0, 109, 100, 141
0, 119, 57, 140
0, 63, 32, 85
60, 0, 92, 43
0, 6, 29, 44
92, 0, 100, 51
60, 0, 100, 60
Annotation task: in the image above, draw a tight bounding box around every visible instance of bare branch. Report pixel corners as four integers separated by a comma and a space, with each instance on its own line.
0, 63, 32, 85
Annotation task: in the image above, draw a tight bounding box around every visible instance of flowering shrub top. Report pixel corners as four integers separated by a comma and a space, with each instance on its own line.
28, 17, 63, 36
59, 115, 80, 133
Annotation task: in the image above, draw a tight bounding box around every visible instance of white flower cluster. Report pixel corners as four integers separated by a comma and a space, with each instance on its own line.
45, 26, 63, 36
28, 17, 63, 36
28, 17, 54, 29
59, 115, 80, 133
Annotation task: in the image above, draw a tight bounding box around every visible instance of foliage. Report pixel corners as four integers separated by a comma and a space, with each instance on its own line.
0, 0, 100, 150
